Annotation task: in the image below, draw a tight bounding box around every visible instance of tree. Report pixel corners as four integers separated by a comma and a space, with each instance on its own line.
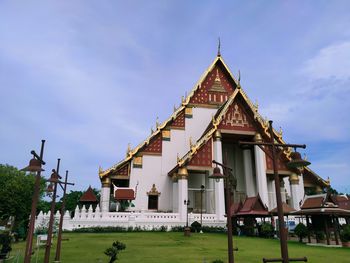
294, 223, 308, 242
0, 164, 46, 237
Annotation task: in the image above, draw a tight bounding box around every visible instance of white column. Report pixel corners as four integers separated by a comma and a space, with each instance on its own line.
213, 131, 225, 221
289, 173, 300, 210
280, 179, 286, 203
177, 167, 188, 222
207, 174, 215, 214
254, 133, 269, 207
243, 147, 256, 197
100, 177, 111, 213
172, 178, 179, 212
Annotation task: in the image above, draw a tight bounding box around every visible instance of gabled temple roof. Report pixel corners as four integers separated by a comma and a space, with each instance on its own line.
80, 186, 98, 203
234, 195, 269, 217
100, 55, 240, 178
270, 202, 296, 215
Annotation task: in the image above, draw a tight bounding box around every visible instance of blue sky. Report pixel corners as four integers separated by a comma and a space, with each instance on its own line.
0, 1, 349, 193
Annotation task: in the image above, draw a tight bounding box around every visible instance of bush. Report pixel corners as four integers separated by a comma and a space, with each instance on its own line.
294, 223, 308, 242
259, 222, 274, 238
212, 260, 224, 263
340, 224, 350, 242
191, 221, 201, 232
0, 231, 12, 259
315, 231, 325, 242
104, 241, 126, 263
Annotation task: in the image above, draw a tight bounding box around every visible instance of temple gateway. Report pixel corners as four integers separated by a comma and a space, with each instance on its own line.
38, 51, 330, 230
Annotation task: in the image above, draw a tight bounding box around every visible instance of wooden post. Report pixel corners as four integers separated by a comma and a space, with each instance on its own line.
305, 216, 311, 243
333, 216, 339, 245
324, 216, 330, 245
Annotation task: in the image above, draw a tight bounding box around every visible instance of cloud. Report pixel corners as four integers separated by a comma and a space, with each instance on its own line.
302, 41, 350, 80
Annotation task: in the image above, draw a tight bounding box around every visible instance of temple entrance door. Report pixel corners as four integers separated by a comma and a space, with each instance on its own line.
194, 191, 206, 213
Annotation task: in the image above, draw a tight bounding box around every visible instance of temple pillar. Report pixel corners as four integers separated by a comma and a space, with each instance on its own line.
172, 176, 179, 213
100, 177, 111, 213
280, 179, 286, 203
289, 173, 300, 210
254, 133, 269, 207
243, 147, 256, 197
177, 167, 188, 222
213, 130, 226, 221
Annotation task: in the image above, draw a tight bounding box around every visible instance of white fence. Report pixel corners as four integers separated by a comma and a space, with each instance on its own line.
35, 205, 225, 231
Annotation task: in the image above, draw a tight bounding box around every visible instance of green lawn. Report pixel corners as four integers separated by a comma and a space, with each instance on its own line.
8, 232, 350, 263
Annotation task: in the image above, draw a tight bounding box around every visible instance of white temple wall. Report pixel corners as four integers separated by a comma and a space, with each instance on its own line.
185, 107, 217, 144
267, 178, 276, 210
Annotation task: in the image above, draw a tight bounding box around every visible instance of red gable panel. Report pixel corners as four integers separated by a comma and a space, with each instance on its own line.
142, 133, 162, 154
190, 66, 234, 105
265, 147, 289, 172
114, 163, 129, 176
188, 139, 212, 167
218, 101, 256, 132
115, 189, 135, 200
170, 110, 185, 129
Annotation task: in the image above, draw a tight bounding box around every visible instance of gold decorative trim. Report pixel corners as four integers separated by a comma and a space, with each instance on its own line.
133, 156, 143, 168
185, 107, 193, 118
147, 184, 161, 196
214, 130, 222, 141
162, 130, 171, 141
289, 173, 300, 185
101, 177, 111, 187
177, 167, 188, 179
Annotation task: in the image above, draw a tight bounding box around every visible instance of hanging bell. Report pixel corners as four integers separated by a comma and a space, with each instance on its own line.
46, 183, 54, 193
21, 158, 44, 172
48, 169, 59, 183
287, 151, 311, 169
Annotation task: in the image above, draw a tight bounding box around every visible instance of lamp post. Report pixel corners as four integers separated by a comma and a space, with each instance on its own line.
184, 199, 190, 236
44, 159, 61, 263
209, 160, 236, 263
21, 140, 46, 263
54, 170, 74, 263
239, 120, 310, 263
200, 185, 205, 233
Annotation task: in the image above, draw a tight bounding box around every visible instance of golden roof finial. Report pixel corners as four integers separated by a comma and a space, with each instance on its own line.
254, 100, 259, 111
173, 104, 177, 112
181, 95, 185, 104
151, 126, 154, 134
98, 166, 103, 174
177, 153, 180, 163
237, 70, 241, 88
326, 176, 331, 184
217, 37, 221, 57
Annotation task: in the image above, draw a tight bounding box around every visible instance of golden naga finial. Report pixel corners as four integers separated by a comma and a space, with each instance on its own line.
177, 153, 180, 163
98, 166, 103, 174
254, 100, 259, 111
151, 126, 154, 134
278, 127, 283, 137
189, 136, 194, 148
173, 104, 177, 112
181, 95, 185, 104
126, 143, 131, 156
217, 37, 221, 57
156, 116, 160, 128
326, 176, 331, 184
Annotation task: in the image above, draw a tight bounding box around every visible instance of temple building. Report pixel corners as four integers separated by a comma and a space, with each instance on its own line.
92, 50, 328, 228
37, 50, 330, 230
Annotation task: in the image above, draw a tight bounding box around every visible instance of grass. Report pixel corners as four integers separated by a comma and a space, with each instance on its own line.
8, 232, 350, 263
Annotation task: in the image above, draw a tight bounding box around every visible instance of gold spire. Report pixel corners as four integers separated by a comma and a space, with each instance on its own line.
151, 126, 154, 134
217, 37, 221, 57
156, 116, 159, 128
126, 143, 131, 157
177, 153, 180, 163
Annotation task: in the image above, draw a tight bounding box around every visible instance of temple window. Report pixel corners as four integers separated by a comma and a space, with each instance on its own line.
147, 184, 161, 210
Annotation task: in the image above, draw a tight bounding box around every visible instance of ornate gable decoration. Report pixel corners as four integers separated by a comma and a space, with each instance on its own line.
111, 162, 130, 178
218, 100, 255, 132
147, 184, 161, 196
169, 109, 185, 129
141, 133, 162, 155
189, 66, 234, 106
188, 139, 212, 167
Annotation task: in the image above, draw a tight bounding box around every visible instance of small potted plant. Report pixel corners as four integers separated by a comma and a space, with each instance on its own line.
340, 225, 350, 247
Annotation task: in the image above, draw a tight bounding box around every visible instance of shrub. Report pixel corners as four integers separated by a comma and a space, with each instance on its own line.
259, 222, 274, 238
191, 221, 201, 232
340, 224, 350, 242
0, 231, 12, 260
104, 241, 126, 263
212, 260, 224, 263
315, 231, 325, 242
294, 223, 308, 242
